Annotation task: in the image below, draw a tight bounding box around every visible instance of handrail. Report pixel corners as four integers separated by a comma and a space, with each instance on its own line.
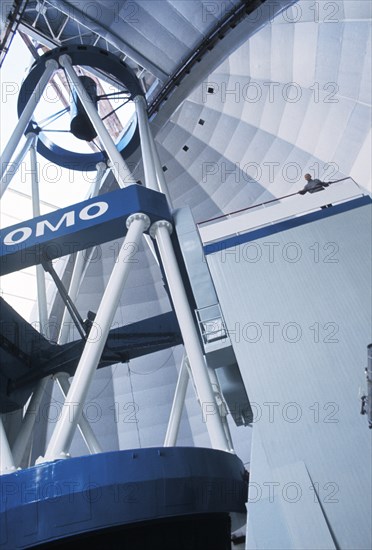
197, 177, 357, 227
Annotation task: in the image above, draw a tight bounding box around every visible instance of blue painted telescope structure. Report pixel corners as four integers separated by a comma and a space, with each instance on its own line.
0, 14, 371, 548
0, 45, 249, 547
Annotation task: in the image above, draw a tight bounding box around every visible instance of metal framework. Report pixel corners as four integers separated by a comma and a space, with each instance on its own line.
10, 0, 262, 109
0, 44, 232, 474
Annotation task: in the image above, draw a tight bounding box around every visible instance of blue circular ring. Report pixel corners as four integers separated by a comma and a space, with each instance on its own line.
0, 447, 247, 548
18, 45, 144, 171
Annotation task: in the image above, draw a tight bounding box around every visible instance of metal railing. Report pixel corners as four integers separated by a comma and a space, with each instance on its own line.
197, 177, 367, 245
195, 303, 229, 346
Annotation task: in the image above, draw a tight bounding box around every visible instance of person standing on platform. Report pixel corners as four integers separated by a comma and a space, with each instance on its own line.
299, 173, 332, 208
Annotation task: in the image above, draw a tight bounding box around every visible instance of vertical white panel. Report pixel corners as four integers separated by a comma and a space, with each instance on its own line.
207, 203, 372, 550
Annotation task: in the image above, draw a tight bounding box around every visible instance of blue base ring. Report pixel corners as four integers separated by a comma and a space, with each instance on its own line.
0, 447, 247, 549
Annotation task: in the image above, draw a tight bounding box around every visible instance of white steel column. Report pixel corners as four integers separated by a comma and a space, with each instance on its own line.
0, 133, 35, 198
11, 377, 50, 468
42, 213, 150, 461
56, 373, 102, 454
0, 417, 16, 474
133, 95, 166, 262
134, 95, 172, 232
57, 252, 88, 342
10, 135, 52, 468
134, 95, 158, 191
0, 59, 58, 182
148, 124, 172, 203
207, 367, 234, 452
90, 161, 107, 196
30, 134, 49, 329
164, 353, 189, 446
58, 161, 107, 345
150, 221, 230, 451
59, 54, 136, 188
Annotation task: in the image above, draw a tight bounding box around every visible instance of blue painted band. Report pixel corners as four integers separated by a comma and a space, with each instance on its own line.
0, 185, 171, 276
204, 196, 372, 255
0, 447, 247, 549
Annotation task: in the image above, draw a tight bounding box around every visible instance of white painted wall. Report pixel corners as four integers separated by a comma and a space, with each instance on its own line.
207, 201, 372, 549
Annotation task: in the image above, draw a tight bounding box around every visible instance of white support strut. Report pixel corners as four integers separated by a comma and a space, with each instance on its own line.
0, 59, 59, 185
11, 377, 50, 468
150, 220, 231, 452
41, 213, 150, 462
0, 133, 36, 199
58, 161, 107, 345
207, 366, 234, 452
149, 132, 172, 205
164, 353, 190, 446
0, 417, 16, 474
8, 135, 53, 469
134, 95, 158, 192
59, 54, 136, 189
56, 373, 102, 455
30, 134, 49, 330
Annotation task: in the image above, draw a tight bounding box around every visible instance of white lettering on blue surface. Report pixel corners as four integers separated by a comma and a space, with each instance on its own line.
2, 201, 109, 246
35, 212, 75, 237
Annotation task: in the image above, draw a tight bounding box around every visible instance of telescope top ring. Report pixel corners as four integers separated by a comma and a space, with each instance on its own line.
18, 45, 143, 171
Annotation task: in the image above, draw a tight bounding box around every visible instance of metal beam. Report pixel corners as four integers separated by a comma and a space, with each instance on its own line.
58, 161, 107, 345
41, 213, 150, 461
44, 0, 168, 82
150, 220, 231, 452
164, 353, 189, 447
56, 373, 102, 454
0, 59, 58, 184
134, 95, 158, 192
0, 133, 35, 198
60, 53, 136, 188
11, 377, 50, 468
0, 416, 16, 474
